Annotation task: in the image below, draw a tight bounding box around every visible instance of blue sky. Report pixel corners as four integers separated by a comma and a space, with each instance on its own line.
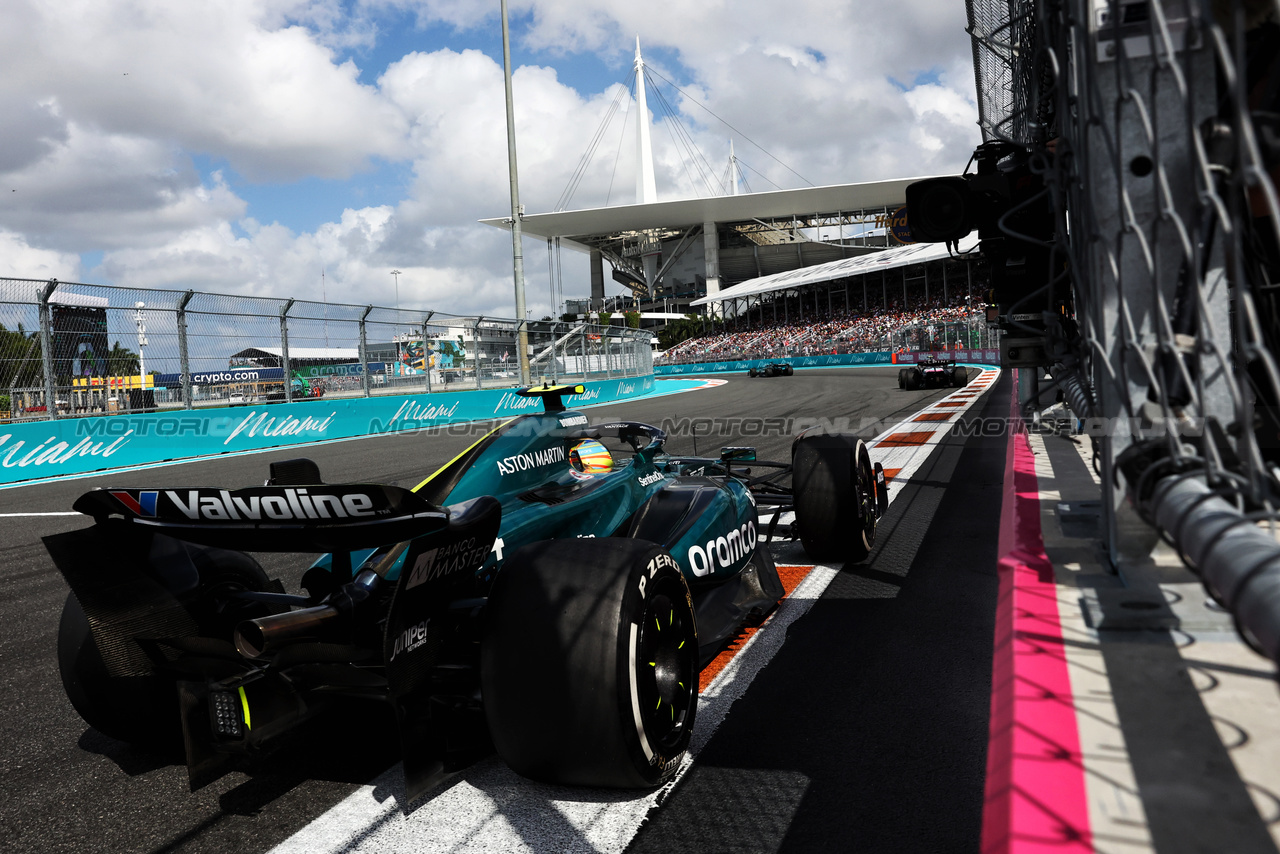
0, 0, 981, 319
209, 8, 696, 236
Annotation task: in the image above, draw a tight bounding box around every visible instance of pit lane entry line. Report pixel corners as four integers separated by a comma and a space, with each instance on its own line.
980, 375, 1092, 854
268, 372, 1003, 854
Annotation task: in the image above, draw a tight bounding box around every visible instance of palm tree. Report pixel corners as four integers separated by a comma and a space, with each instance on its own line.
106, 341, 140, 377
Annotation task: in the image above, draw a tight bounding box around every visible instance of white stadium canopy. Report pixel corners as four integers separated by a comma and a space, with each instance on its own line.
480, 177, 934, 245
690, 233, 980, 305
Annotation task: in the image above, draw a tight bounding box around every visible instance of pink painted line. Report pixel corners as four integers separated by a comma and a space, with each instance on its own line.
981, 372, 1092, 854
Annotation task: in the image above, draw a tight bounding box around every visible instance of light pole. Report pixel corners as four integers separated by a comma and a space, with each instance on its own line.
500, 0, 531, 385
390, 269, 402, 339
134, 301, 148, 405
386, 270, 401, 363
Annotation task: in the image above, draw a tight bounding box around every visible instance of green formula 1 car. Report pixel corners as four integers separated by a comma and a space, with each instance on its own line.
46, 384, 887, 802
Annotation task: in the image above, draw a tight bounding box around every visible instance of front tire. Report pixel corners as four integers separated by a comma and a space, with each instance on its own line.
792, 434, 878, 563
482, 539, 697, 788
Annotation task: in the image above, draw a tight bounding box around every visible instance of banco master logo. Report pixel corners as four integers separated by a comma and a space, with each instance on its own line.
405, 537, 492, 589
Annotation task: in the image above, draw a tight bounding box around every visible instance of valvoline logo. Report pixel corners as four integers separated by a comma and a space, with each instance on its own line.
110, 490, 158, 516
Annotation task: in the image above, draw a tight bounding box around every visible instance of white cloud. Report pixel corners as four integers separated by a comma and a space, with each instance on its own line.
4, 0, 407, 181
1, 0, 981, 320
0, 231, 81, 282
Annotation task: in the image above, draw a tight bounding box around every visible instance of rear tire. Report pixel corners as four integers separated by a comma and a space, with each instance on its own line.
784, 365, 794, 376
792, 434, 878, 563
57, 549, 273, 750
952, 366, 969, 387
904, 367, 922, 390
482, 539, 697, 788
58, 593, 184, 750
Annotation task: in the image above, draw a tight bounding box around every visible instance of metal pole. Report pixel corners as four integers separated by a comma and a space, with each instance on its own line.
517, 320, 529, 385
605, 326, 613, 379
473, 318, 483, 390
500, 0, 531, 386
550, 322, 559, 384
359, 306, 372, 398
279, 298, 294, 403
178, 290, 194, 409
580, 326, 588, 380
422, 311, 434, 394
38, 279, 58, 420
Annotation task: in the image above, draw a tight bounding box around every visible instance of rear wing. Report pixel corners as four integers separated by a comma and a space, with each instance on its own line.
72, 484, 448, 553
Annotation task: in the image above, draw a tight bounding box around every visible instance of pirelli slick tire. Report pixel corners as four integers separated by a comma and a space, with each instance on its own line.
898, 368, 909, 389
783, 365, 794, 376
951, 366, 969, 387
57, 552, 273, 751
58, 593, 184, 751
792, 434, 878, 563
482, 538, 697, 788
903, 367, 923, 390
748, 368, 758, 377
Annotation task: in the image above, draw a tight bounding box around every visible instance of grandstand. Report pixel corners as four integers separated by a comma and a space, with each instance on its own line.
480, 42, 985, 343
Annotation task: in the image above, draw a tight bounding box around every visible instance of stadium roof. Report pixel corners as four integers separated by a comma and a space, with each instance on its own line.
49, 290, 109, 308
690, 233, 980, 305
479, 177, 936, 246
230, 346, 358, 362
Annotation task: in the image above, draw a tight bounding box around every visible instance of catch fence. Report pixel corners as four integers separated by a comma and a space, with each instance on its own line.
0, 279, 653, 422
974, 0, 1280, 659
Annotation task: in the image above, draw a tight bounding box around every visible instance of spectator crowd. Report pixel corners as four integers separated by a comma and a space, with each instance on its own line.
658, 287, 987, 363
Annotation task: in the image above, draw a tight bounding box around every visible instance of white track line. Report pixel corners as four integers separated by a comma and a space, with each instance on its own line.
269, 371, 1001, 854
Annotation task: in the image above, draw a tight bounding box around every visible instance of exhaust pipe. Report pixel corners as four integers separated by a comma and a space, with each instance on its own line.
235, 604, 342, 659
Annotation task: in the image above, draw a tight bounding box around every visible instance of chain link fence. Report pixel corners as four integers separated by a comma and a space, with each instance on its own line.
0, 278, 653, 422
974, 0, 1280, 661
889, 317, 1000, 353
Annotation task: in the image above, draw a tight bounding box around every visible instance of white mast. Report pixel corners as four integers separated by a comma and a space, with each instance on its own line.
633, 37, 657, 204
729, 140, 740, 196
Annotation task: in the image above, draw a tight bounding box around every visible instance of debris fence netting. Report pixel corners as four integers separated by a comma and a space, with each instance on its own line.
973, 0, 1280, 661
0, 280, 653, 419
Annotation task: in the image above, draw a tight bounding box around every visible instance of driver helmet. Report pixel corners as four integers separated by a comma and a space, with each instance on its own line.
569, 438, 613, 474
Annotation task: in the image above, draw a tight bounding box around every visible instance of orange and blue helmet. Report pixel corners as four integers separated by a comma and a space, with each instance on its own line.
569, 439, 613, 474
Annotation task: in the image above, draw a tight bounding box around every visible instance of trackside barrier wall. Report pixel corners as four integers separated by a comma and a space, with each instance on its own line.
653, 349, 1001, 375
0, 376, 654, 486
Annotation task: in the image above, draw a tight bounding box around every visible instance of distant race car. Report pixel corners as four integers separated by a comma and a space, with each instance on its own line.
748, 362, 794, 377
46, 383, 887, 803
898, 359, 969, 390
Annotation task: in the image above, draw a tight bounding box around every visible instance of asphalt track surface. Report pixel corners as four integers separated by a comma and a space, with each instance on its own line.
0, 367, 1005, 854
